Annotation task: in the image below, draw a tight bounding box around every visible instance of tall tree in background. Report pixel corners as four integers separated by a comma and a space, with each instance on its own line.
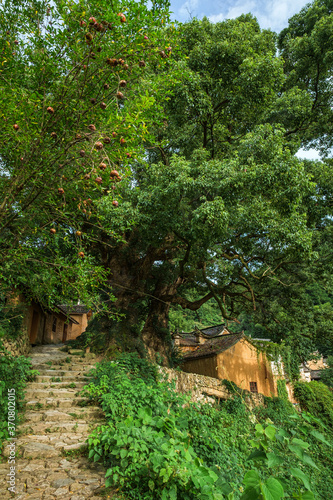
85, 14, 328, 359
0, 0, 171, 309
2, 0, 333, 363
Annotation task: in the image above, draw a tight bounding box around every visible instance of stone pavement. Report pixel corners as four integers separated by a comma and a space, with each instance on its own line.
0, 345, 109, 499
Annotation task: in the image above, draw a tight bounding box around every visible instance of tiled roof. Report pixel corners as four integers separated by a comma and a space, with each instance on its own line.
58, 305, 90, 315
200, 324, 226, 337
55, 306, 79, 324
182, 333, 244, 361
178, 337, 198, 346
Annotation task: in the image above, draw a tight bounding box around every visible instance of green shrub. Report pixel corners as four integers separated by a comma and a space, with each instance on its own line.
83, 353, 333, 500
0, 348, 37, 449
293, 380, 333, 429
255, 396, 295, 424
320, 356, 333, 389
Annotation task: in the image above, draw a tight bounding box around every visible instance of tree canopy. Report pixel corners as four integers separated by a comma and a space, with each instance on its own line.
1, 0, 333, 364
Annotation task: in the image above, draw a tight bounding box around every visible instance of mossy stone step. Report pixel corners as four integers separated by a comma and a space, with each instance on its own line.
24, 407, 103, 423
26, 397, 90, 409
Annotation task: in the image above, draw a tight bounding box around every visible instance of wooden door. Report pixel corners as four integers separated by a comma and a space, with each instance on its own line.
29, 310, 39, 344
62, 323, 68, 343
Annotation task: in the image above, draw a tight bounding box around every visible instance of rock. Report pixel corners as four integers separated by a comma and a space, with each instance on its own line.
84, 353, 96, 360
52, 478, 73, 488
22, 442, 58, 458
70, 482, 81, 491
53, 486, 70, 496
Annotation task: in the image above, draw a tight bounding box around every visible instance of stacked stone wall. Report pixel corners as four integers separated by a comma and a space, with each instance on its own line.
159, 367, 264, 408
1, 330, 31, 357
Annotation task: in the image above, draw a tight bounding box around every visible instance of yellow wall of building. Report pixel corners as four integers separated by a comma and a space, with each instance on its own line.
216, 339, 277, 397
182, 339, 279, 398
68, 313, 88, 340
182, 355, 219, 379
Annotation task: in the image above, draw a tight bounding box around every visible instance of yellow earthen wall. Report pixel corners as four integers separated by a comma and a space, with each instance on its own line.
182, 355, 219, 379
216, 339, 277, 397
68, 313, 88, 340
182, 339, 279, 398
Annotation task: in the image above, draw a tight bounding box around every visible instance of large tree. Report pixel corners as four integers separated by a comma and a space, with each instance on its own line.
0, 0, 171, 309
81, 13, 331, 359
2, 1, 333, 363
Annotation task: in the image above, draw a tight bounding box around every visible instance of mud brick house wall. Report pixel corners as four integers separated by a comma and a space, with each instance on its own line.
58, 305, 92, 341
180, 331, 289, 399
26, 302, 78, 344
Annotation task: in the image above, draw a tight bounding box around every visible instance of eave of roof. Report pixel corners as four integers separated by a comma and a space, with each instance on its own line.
182, 333, 244, 361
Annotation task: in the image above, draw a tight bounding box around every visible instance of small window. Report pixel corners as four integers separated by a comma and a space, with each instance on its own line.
250, 382, 258, 393
52, 317, 57, 332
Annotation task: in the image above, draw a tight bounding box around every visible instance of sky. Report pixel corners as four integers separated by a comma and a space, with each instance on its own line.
169, 0, 321, 160
169, 0, 311, 33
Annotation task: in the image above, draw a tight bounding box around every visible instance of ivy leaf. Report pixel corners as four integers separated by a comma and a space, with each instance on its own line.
247, 450, 267, 462
291, 438, 310, 449
267, 452, 284, 468
243, 470, 260, 488
288, 444, 304, 460
240, 486, 261, 500
310, 430, 332, 446
255, 423, 264, 435
301, 492, 315, 500
264, 426, 276, 441
302, 453, 318, 469
261, 477, 284, 500
290, 467, 311, 490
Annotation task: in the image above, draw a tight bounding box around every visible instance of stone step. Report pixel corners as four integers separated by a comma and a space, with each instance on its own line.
2, 437, 91, 458
35, 373, 90, 382
25, 388, 85, 399
26, 397, 90, 409
28, 381, 86, 390
33, 364, 95, 371
34, 369, 92, 377
20, 420, 101, 434
24, 408, 103, 423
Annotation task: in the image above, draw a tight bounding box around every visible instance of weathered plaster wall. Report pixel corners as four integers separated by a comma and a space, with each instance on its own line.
69, 314, 88, 340
159, 366, 264, 408
181, 339, 280, 398
182, 355, 218, 379
216, 339, 277, 397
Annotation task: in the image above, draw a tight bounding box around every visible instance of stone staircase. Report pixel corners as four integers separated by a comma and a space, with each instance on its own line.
0, 344, 108, 499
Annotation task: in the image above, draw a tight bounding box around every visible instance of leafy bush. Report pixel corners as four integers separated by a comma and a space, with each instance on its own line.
255, 396, 294, 425
83, 353, 333, 500
293, 381, 333, 429
0, 347, 37, 449
0, 302, 27, 340
320, 356, 333, 389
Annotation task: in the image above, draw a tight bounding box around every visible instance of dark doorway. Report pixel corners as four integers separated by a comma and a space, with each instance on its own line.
62, 323, 68, 343
29, 310, 39, 344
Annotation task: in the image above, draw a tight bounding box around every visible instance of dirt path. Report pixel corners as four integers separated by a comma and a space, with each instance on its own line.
0, 345, 107, 499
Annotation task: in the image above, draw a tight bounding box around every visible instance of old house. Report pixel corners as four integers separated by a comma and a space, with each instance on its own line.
173, 324, 231, 352
179, 330, 291, 399
58, 304, 92, 341
299, 356, 328, 382
26, 301, 79, 345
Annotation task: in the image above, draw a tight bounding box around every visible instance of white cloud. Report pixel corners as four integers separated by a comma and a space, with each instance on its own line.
178, 0, 199, 19
296, 149, 321, 161
209, 0, 310, 32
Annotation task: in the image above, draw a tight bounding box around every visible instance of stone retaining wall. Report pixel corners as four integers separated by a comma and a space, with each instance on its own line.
159, 367, 264, 408
1, 330, 31, 357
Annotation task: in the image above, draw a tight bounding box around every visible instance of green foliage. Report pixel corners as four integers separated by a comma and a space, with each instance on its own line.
84, 353, 333, 499
293, 381, 333, 429
0, 300, 26, 340
0, 0, 173, 310
320, 356, 333, 388
0, 349, 37, 449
